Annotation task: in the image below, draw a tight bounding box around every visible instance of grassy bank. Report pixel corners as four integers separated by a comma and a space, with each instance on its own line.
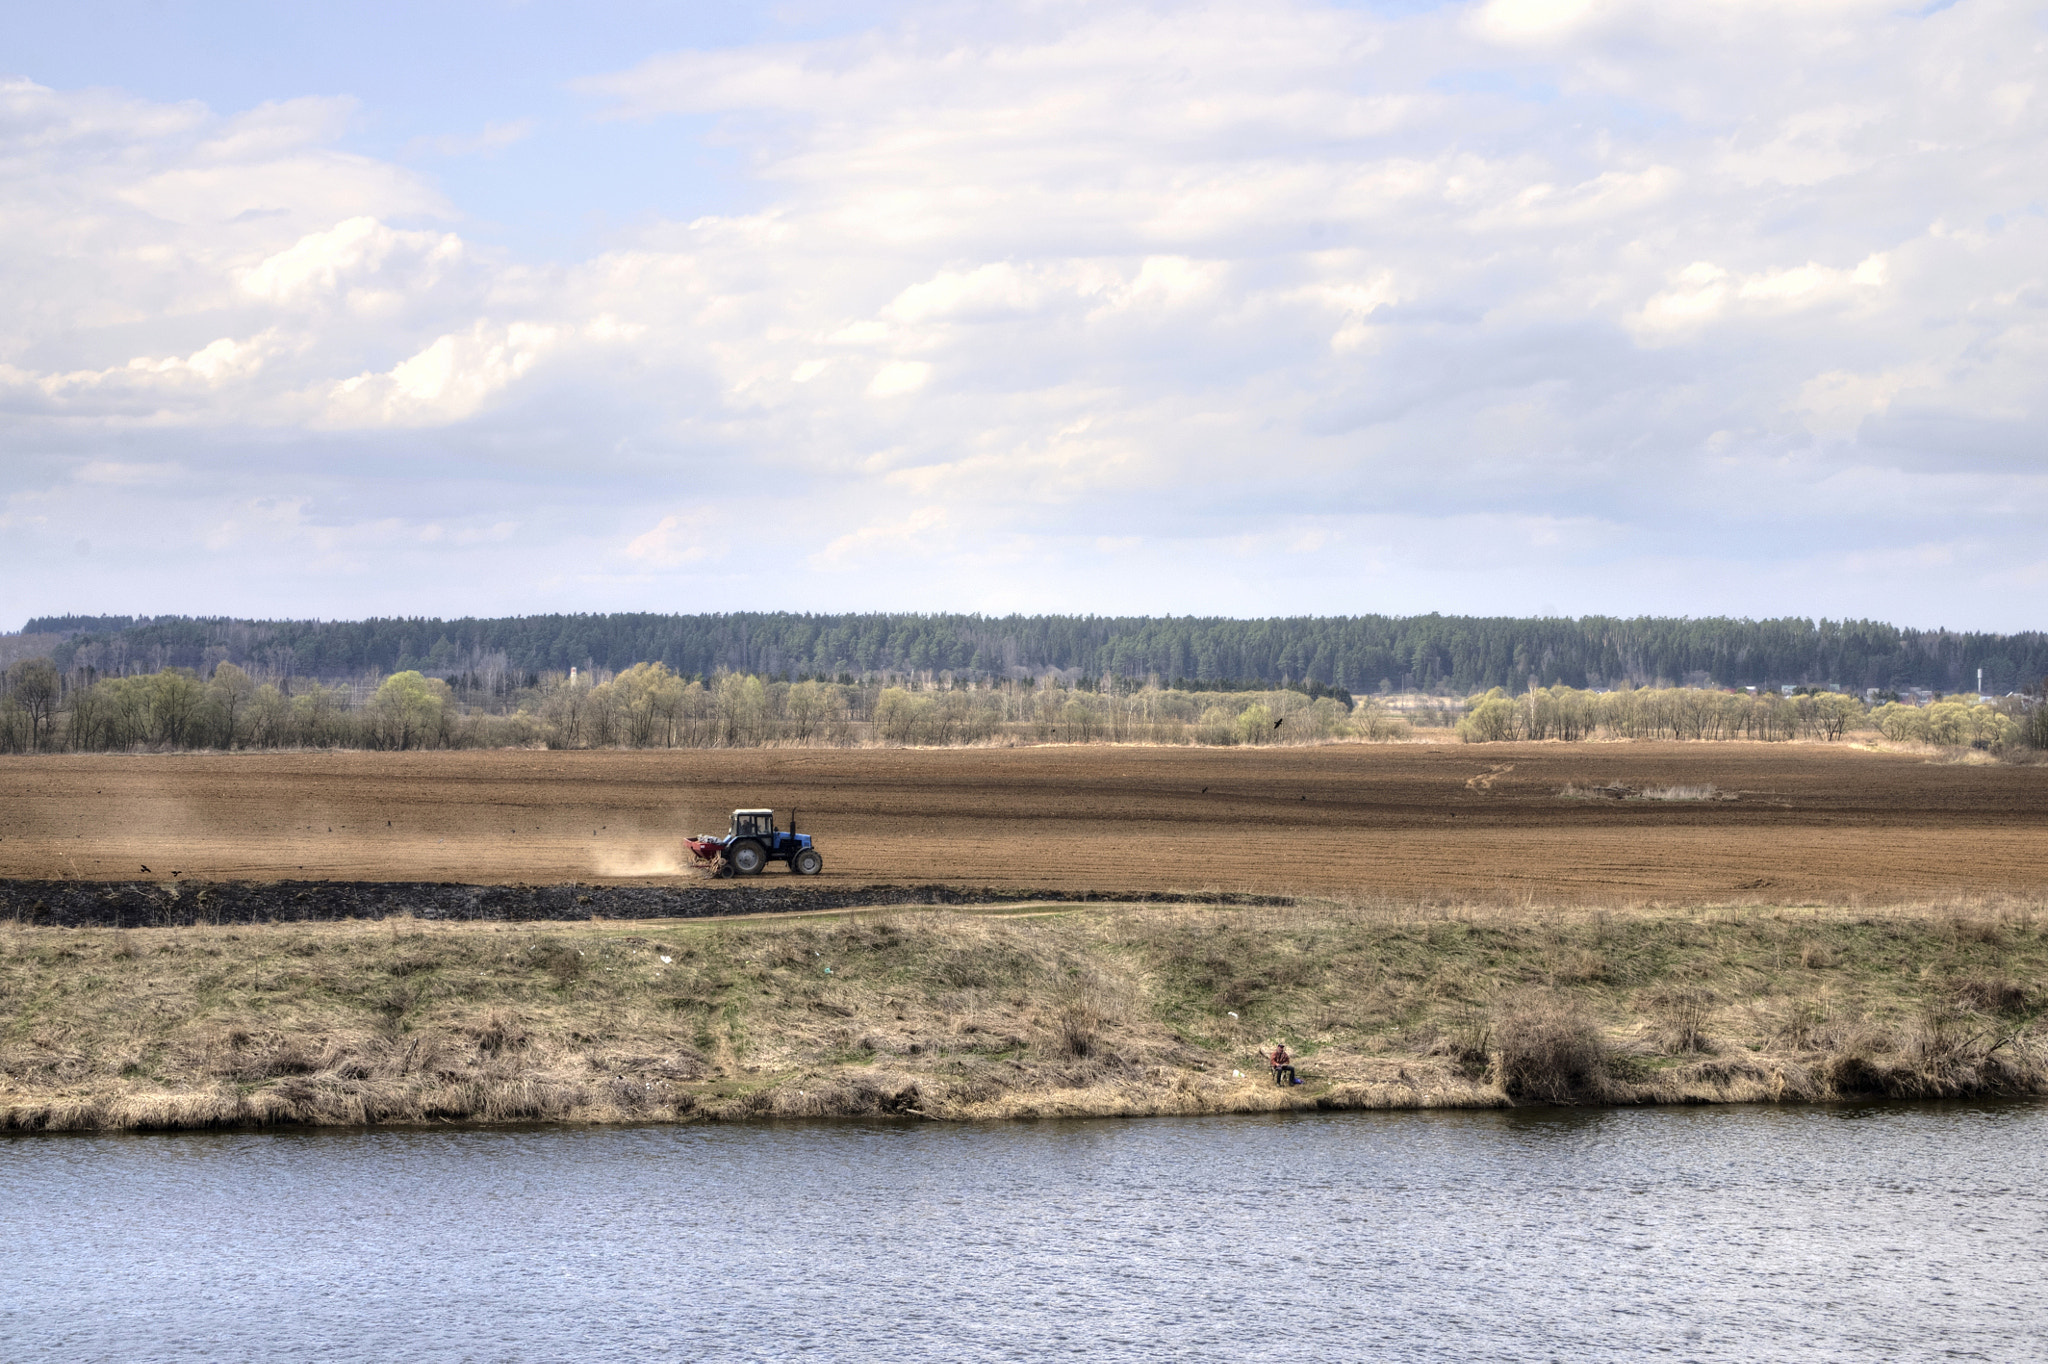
3, 896, 2044, 1131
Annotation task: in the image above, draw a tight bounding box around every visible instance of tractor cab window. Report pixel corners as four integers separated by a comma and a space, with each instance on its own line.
734, 812, 772, 837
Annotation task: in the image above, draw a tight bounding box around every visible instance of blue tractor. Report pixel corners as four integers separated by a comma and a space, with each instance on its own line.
687, 809, 823, 877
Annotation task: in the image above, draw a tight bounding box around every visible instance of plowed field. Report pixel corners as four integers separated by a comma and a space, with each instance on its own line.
2, 743, 2044, 900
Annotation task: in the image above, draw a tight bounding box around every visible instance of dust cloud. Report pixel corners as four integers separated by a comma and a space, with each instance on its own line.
590, 845, 691, 879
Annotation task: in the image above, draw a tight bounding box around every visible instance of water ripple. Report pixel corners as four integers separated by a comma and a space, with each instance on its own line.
3, 1103, 2044, 1362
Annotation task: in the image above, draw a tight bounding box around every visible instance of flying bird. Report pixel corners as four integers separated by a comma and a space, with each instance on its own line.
139, 864, 150, 873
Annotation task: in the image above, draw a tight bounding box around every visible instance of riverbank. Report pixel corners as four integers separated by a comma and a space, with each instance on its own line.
3, 896, 2043, 1131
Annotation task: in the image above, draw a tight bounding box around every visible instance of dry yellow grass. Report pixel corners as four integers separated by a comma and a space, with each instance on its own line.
3, 894, 2044, 1131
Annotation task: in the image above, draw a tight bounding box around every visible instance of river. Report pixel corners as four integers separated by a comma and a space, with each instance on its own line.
4, 1103, 2044, 1361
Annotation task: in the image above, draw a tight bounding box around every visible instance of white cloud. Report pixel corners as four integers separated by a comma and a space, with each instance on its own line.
1477, 165, 1681, 229
1102, 257, 1225, 313
4, 0, 2048, 627
885, 264, 1042, 322
240, 217, 466, 304
623, 510, 726, 568
814, 506, 951, 565
195, 96, 357, 161
866, 360, 932, 398
324, 321, 557, 427
1633, 255, 1890, 337
1796, 366, 1934, 437
1472, 0, 1605, 44
1298, 270, 1400, 351
2, 331, 287, 420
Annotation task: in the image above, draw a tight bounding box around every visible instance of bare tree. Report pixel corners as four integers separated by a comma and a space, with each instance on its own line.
208, 662, 257, 748
7, 658, 60, 750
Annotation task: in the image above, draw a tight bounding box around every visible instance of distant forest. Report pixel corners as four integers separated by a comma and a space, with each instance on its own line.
18, 613, 2047, 696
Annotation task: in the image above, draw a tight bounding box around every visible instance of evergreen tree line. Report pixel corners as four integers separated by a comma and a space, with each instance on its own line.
23, 611, 2048, 696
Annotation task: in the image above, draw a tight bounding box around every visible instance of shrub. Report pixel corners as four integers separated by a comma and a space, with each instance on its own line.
1054, 1006, 1099, 1058
1430, 1005, 1491, 1079
1492, 992, 1612, 1102
1458, 696, 1519, 743
1194, 705, 1238, 745
532, 939, 585, 986
1949, 975, 2030, 1015
1648, 989, 1715, 1054
1235, 703, 1276, 745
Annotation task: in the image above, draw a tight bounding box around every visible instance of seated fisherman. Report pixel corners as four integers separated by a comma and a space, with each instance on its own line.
1267, 1042, 1299, 1086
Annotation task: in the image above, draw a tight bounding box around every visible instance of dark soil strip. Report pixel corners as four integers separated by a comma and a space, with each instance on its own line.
1, 880, 1295, 929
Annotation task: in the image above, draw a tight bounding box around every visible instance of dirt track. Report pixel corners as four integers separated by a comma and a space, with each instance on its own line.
2, 743, 2044, 901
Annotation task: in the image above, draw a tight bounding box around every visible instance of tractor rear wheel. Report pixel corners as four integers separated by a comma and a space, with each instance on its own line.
792, 849, 823, 876
729, 841, 767, 875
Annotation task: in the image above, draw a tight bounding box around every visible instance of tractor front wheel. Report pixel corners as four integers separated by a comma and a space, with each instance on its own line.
728, 841, 767, 876
792, 848, 823, 876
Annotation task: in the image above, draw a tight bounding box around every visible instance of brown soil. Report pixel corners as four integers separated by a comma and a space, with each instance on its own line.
2, 742, 2044, 900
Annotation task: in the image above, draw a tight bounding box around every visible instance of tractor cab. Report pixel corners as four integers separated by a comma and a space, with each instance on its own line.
732, 809, 776, 839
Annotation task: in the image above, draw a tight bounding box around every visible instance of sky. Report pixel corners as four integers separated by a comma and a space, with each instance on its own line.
2, 0, 2045, 630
